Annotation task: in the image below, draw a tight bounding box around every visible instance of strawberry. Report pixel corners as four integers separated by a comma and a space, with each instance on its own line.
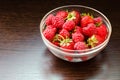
94, 17, 102, 26
45, 14, 54, 26
59, 29, 70, 39
82, 23, 97, 37
60, 38, 74, 50
87, 34, 104, 48
52, 41, 60, 46
72, 32, 84, 43
67, 10, 81, 24
56, 10, 68, 19
96, 24, 108, 39
74, 26, 82, 33
52, 16, 64, 29
74, 41, 88, 50
81, 15, 94, 27
43, 26, 56, 41
63, 20, 75, 31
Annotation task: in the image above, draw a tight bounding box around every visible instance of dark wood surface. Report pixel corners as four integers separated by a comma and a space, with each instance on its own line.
0, 0, 120, 80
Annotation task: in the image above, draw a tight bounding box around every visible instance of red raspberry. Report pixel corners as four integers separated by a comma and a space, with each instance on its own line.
45, 14, 54, 26
60, 38, 74, 50
63, 20, 75, 31
94, 17, 102, 23
59, 29, 70, 39
81, 15, 94, 27
94, 17, 103, 26
67, 10, 81, 24
46, 25, 55, 29
43, 26, 56, 41
52, 16, 64, 28
72, 32, 84, 43
74, 41, 88, 50
56, 10, 68, 19
74, 26, 82, 33
96, 24, 108, 39
87, 34, 104, 47
82, 23, 97, 37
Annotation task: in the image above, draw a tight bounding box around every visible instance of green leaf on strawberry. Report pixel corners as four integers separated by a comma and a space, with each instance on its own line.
87, 35, 103, 48
60, 38, 74, 50
81, 13, 94, 18
95, 22, 102, 27
67, 12, 76, 20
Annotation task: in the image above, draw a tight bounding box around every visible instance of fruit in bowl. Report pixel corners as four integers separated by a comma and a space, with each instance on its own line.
40, 5, 112, 62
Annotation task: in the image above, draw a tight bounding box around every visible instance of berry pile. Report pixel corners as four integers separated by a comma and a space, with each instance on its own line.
43, 10, 108, 50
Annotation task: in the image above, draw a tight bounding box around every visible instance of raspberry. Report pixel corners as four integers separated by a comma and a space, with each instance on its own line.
74, 26, 82, 33
63, 20, 75, 31
59, 29, 70, 39
43, 26, 56, 41
94, 17, 102, 26
56, 10, 68, 19
82, 23, 97, 37
52, 16, 64, 29
74, 42, 88, 50
46, 25, 55, 29
72, 32, 84, 43
45, 14, 54, 26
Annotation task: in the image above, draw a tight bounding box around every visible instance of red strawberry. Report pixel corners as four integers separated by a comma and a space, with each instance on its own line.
60, 38, 74, 50
56, 10, 68, 19
59, 29, 70, 39
81, 15, 94, 27
96, 24, 108, 39
67, 10, 81, 24
43, 26, 56, 41
45, 14, 54, 25
63, 20, 75, 31
52, 16, 64, 28
52, 41, 60, 46
74, 41, 88, 50
94, 17, 102, 26
87, 34, 104, 48
74, 26, 82, 33
72, 32, 84, 43
82, 23, 97, 37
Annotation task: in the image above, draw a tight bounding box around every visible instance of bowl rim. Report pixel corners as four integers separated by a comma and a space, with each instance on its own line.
40, 5, 112, 56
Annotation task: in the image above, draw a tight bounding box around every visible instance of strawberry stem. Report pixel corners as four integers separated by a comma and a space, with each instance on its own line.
87, 35, 98, 47
60, 38, 72, 47
81, 13, 94, 18
95, 22, 102, 27
67, 12, 76, 20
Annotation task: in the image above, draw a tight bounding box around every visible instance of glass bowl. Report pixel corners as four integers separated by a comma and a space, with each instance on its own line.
40, 5, 112, 62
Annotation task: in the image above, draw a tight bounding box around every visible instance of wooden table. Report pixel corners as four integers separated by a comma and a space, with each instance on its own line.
0, 0, 120, 80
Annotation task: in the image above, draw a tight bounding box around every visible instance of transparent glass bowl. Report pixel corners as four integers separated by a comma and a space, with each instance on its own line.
40, 5, 112, 62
